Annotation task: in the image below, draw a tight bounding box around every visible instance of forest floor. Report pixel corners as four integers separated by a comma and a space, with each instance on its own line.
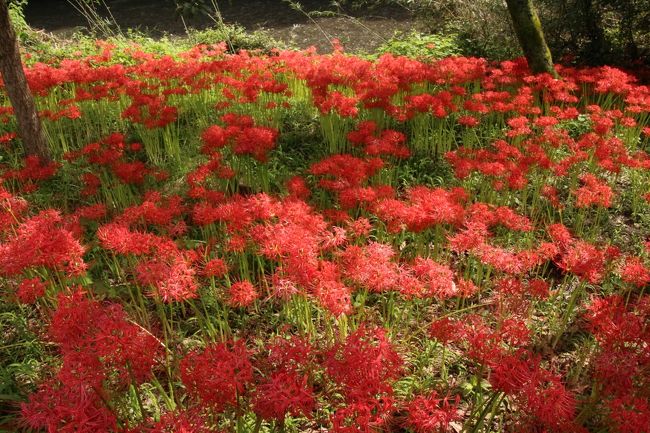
23, 0, 419, 53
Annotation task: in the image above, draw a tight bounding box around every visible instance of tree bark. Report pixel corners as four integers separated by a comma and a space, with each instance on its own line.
505, 0, 559, 78
0, 0, 50, 160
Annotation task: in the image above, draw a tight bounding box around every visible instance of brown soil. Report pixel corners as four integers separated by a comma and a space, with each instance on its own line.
24, 0, 419, 53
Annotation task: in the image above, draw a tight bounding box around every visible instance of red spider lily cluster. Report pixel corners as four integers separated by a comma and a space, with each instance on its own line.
1, 40, 649, 433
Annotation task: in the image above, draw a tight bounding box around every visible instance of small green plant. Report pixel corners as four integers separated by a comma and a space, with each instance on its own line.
377, 31, 462, 59
172, 0, 213, 18
7, 0, 30, 41
187, 25, 282, 53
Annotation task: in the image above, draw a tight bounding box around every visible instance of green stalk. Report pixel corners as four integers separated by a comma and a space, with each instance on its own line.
552, 280, 586, 349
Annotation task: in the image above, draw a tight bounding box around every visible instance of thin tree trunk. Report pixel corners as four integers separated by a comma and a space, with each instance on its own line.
0, 0, 50, 160
579, 0, 608, 64
505, 0, 559, 78
620, 7, 639, 61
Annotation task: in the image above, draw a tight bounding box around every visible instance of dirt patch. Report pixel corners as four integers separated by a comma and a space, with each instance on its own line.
24, 0, 419, 53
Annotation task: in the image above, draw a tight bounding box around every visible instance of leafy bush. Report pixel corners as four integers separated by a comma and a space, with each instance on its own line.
8, 0, 29, 39
187, 24, 283, 53
342, 0, 649, 65
412, 0, 522, 60
377, 31, 462, 59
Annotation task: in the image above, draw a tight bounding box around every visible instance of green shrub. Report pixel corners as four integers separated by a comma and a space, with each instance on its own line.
187, 24, 283, 53
8, 0, 30, 39
337, 0, 522, 61
376, 31, 462, 59
346, 0, 649, 65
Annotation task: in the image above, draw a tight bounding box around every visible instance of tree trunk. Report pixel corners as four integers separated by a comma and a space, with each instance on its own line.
620, 6, 639, 62
580, 0, 609, 64
505, 0, 559, 78
0, 0, 50, 160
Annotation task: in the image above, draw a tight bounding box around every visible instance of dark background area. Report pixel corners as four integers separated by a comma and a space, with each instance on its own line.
22, 0, 415, 52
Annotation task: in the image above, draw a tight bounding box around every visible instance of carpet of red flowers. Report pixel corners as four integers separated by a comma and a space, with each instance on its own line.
1, 40, 649, 433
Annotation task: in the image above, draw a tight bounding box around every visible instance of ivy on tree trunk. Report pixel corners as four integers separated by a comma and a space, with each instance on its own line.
0, 0, 50, 160
505, 0, 559, 78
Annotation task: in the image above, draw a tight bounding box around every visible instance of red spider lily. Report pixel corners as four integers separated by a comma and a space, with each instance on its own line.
16, 277, 47, 304
448, 220, 490, 253
0, 184, 28, 232
187, 157, 234, 200
233, 125, 279, 162
122, 92, 178, 129
557, 239, 607, 284
2, 155, 59, 183
66, 133, 125, 165
347, 217, 372, 238
338, 185, 394, 210
200, 124, 229, 154
135, 252, 198, 302
490, 350, 578, 432
180, 340, 253, 413
321, 226, 348, 250
507, 115, 532, 137
0, 131, 17, 144
547, 223, 573, 248
5, 40, 650, 433
411, 257, 457, 299
253, 370, 316, 421
227, 280, 259, 307
0, 209, 86, 277
49, 289, 162, 386
373, 186, 465, 233
454, 314, 509, 366
201, 113, 279, 162
74, 203, 108, 220
528, 279, 551, 299
310, 154, 384, 192
112, 160, 149, 184
202, 257, 228, 278
324, 326, 402, 403
339, 242, 402, 294
458, 115, 480, 127
286, 175, 311, 200
313, 273, 352, 317
118, 192, 185, 230
21, 380, 117, 433
585, 295, 649, 398
81, 172, 102, 196
249, 198, 328, 287
619, 256, 650, 288
521, 371, 578, 432
574, 173, 613, 208
429, 316, 464, 345
265, 335, 315, 373
546, 224, 610, 283
542, 184, 563, 209
405, 91, 457, 118
98, 222, 176, 256
405, 392, 461, 433
330, 397, 395, 433
608, 396, 650, 433
446, 139, 551, 190
491, 351, 541, 394
347, 121, 410, 158
474, 243, 543, 275
268, 276, 300, 300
